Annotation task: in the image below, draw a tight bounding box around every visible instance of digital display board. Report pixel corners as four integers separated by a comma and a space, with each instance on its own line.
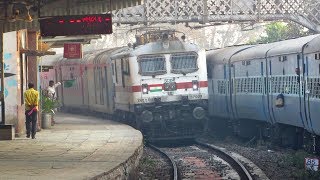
39, 14, 112, 36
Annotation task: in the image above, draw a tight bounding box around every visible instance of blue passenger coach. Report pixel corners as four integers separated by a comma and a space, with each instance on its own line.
207, 34, 320, 150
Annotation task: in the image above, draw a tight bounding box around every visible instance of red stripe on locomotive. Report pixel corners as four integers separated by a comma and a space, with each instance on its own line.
130, 81, 208, 93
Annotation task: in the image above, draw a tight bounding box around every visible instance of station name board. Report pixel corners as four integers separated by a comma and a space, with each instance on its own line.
39, 14, 112, 36
64, 43, 82, 59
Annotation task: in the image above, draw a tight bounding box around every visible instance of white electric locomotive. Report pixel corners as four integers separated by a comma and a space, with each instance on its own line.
43, 28, 208, 139
111, 29, 208, 138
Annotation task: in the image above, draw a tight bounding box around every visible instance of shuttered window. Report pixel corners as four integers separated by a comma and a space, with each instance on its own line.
170, 52, 198, 74
138, 55, 166, 76
308, 78, 320, 99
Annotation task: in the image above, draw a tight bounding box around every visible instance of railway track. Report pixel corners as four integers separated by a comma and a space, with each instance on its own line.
148, 140, 253, 180
148, 144, 178, 180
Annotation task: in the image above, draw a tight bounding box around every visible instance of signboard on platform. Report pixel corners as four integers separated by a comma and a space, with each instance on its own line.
63, 43, 82, 59
39, 66, 54, 72
305, 158, 319, 171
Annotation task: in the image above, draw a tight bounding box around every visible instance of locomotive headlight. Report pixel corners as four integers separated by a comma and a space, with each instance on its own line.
142, 84, 148, 94
193, 84, 198, 90
192, 80, 199, 91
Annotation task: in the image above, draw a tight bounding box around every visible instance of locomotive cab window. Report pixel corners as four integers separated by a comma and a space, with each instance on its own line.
170, 52, 198, 74
138, 55, 166, 76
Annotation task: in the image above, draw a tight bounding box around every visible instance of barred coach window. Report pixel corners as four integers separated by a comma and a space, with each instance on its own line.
170, 52, 198, 74
138, 55, 166, 76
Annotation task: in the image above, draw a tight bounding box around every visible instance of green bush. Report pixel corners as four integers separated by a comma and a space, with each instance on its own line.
41, 95, 60, 114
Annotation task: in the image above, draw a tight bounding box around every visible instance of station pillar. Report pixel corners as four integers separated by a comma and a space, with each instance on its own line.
27, 30, 42, 131
27, 31, 38, 88
0, 24, 15, 140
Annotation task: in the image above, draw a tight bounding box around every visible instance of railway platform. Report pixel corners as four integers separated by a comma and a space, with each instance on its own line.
0, 113, 143, 180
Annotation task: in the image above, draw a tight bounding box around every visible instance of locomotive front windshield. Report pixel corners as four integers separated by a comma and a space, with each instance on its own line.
170, 52, 198, 74
138, 55, 166, 76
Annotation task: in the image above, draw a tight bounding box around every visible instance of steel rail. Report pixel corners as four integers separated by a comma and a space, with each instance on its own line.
148, 144, 178, 180
195, 139, 253, 180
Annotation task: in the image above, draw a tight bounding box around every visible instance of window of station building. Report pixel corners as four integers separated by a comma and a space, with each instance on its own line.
138, 55, 166, 76
315, 53, 320, 60
170, 52, 198, 74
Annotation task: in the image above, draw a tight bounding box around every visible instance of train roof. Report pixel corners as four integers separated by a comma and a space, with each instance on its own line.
267, 34, 320, 57
231, 42, 282, 62
304, 35, 320, 54
206, 45, 253, 65
213, 34, 320, 63
58, 49, 107, 65
132, 40, 201, 56
109, 47, 132, 60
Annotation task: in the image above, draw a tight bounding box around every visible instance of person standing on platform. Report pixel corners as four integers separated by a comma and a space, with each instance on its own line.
24, 82, 39, 139
46, 80, 61, 125
47, 80, 61, 100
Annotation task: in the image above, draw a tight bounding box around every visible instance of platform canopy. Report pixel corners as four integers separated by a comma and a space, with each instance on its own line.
1, 0, 320, 34
0, 0, 142, 33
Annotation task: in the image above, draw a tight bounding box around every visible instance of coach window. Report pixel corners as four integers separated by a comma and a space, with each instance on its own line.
122, 58, 130, 75
121, 59, 125, 88
112, 63, 115, 75
138, 55, 166, 76
283, 56, 287, 61
114, 60, 118, 83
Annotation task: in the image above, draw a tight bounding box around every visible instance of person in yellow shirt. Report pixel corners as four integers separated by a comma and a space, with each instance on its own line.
24, 82, 39, 139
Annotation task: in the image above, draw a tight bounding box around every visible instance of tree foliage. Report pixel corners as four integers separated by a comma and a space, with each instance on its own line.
252, 22, 315, 44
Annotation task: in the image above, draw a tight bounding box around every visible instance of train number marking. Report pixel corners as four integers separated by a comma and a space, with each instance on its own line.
137, 98, 151, 103
189, 94, 202, 99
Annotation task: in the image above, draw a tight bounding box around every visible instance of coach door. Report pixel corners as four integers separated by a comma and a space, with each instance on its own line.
305, 52, 320, 135
229, 62, 237, 121
83, 67, 89, 106
298, 53, 311, 133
